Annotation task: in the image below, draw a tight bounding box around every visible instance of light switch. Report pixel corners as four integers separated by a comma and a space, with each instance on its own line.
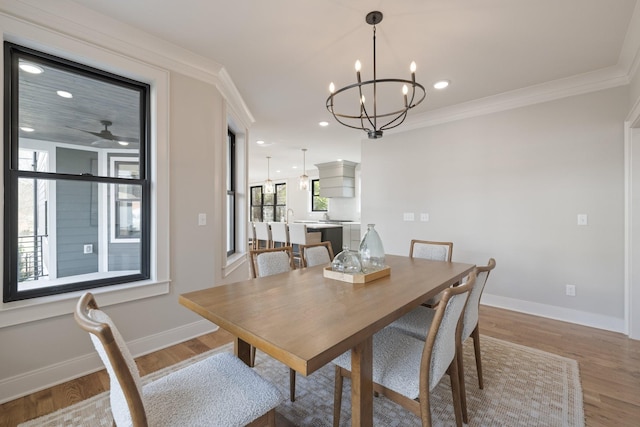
577, 214, 588, 226
420, 213, 430, 222
403, 212, 415, 221
198, 213, 207, 226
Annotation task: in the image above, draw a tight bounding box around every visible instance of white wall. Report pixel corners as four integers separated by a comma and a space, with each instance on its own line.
362, 86, 629, 331
0, 6, 251, 403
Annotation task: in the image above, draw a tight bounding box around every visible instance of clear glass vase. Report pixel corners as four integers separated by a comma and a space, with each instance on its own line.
359, 224, 386, 273
332, 246, 362, 274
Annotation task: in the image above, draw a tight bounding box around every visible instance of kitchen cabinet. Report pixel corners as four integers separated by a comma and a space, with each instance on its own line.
342, 223, 361, 251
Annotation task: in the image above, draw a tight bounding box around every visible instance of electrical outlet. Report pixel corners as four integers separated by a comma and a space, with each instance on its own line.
420, 213, 430, 222
83, 244, 93, 254
565, 284, 576, 296
198, 213, 207, 226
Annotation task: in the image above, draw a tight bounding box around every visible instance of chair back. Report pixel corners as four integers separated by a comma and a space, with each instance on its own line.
254, 222, 272, 248
74, 293, 147, 426
249, 222, 257, 250
270, 222, 289, 247
422, 271, 475, 391
461, 258, 496, 341
249, 246, 295, 278
300, 241, 335, 267
410, 239, 453, 262
288, 223, 308, 245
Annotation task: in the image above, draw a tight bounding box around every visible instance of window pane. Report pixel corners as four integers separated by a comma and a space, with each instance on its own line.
263, 206, 275, 222
276, 184, 286, 204
251, 186, 262, 204
251, 206, 262, 222
264, 192, 275, 205
16, 176, 142, 292
17, 55, 141, 174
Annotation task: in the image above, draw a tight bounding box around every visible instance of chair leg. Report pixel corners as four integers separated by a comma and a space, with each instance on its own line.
250, 346, 256, 367
456, 340, 469, 423
472, 326, 484, 389
289, 368, 296, 402
333, 366, 345, 427
448, 359, 464, 427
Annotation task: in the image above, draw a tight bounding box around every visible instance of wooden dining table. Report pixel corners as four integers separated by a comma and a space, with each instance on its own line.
179, 254, 475, 426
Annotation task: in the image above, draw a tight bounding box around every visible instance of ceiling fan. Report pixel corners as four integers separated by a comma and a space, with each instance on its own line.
68, 120, 139, 147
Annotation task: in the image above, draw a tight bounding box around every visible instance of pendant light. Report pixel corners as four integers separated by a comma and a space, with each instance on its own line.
299, 148, 309, 191
264, 156, 275, 194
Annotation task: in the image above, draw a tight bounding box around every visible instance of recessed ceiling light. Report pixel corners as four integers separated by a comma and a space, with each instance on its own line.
433, 80, 450, 90
19, 62, 44, 74
57, 90, 73, 98
20, 126, 35, 132
319, 121, 329, 127
256, 140, 265, 145
118, 141, 130, 146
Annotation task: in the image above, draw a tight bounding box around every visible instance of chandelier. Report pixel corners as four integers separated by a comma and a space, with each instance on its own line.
326, 11, 426, 139
299, 148, 309, 190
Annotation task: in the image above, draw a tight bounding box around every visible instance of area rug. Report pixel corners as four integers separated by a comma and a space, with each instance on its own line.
19, 335, 584, 426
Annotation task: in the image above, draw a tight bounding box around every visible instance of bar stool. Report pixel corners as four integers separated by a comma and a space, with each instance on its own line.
254, 222, 272, 249
270, 222, 289, 248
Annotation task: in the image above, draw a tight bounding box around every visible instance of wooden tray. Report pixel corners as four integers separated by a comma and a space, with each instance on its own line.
323, 266, 391, 283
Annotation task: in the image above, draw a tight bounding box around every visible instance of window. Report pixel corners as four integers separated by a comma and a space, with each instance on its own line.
226, 130, 236, 256
3, 42, 150, 302
250, 183, 287, 222
312, 179, 328, 212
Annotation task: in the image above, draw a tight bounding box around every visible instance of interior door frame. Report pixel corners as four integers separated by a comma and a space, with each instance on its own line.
624, 101, 640, 339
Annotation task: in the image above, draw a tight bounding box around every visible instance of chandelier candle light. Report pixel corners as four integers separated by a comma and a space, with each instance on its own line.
299, 148, 309, 190
326, 11, 426, 139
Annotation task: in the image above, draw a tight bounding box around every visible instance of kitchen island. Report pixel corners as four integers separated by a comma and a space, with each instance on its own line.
304, 223, 343, 255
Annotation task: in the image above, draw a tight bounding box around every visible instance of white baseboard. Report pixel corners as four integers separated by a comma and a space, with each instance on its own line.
481, 293, 625, 333
0, 319, 218, 405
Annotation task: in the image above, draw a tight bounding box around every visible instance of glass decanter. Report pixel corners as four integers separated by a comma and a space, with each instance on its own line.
332, 246, 362, 274
359, 224, 385, 273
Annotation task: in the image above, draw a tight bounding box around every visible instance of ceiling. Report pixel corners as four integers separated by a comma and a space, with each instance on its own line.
38, 0, 640, 181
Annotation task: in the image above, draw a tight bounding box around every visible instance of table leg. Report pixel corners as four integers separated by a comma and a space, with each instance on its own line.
350, 336, 373, 427
235, 337, 252, 366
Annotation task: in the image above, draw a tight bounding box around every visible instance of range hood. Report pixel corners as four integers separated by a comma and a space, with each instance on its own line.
315, 160, 357, 198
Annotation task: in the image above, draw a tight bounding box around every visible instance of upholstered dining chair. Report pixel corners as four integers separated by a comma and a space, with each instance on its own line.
410, 239, 453, 262
332, 272, 476, 427
270, 222, 289, 248
410, 239, 454, 307
249, 246, 295, 279
248, 246, 297, 402
254, 222, 272, 249
74, 292, 283, 427
387, 259, 496, 422
288, 223, 322, 266
300, 241, 335, 267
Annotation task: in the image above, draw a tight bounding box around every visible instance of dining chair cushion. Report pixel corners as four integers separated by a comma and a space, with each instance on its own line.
256, 251, 292, 277
87, 308, 142, 426
412, 243, 449, 261
387, 305, 435, 341
333, 327, 425, 398
461, 267, 491, 341
304, 245, 331, 267
144, 352, 283, 426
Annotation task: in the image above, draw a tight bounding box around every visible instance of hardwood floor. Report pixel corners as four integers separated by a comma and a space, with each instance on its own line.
2, 305, 639, 426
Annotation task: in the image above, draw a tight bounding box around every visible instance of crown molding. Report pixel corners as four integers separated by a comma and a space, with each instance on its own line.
397, 65, 630, 133
0, 0, 254, 126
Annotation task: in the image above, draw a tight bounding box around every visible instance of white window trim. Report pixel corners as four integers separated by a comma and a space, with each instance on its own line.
0, 15, 171, 328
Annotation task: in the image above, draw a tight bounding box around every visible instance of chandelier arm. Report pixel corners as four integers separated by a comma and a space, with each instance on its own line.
326, 100, 374, 132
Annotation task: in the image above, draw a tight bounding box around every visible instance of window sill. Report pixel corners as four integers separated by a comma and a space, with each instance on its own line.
0, 279, 170, 328
223, 252, 247, 277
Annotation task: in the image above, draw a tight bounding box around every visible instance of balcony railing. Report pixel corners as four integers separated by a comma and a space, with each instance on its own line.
18, 234, 48, 281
